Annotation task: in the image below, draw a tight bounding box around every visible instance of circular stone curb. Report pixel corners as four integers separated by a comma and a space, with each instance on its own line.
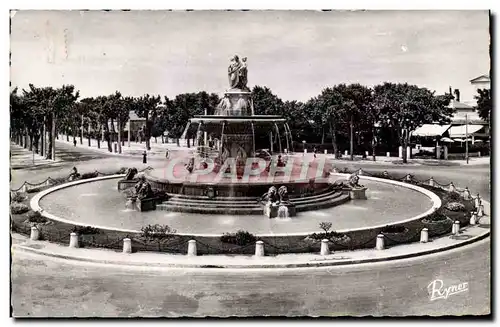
31, 173, 441, 238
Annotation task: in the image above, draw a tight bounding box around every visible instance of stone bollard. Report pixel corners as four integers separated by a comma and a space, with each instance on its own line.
375, 234, 385, 250
428, 177, 435, 187
405, 174, 412, 183
284, 149, 288, 154
365, 151, 369, 157
463, 187, 472, 200
470, 212, 478, 225
358, 169, 364, 175
452, 221, 460, 235
448, 182, 456, 193
324, 149, 328, 155
344, 150, 348, 156
382, 171, 389, 178
45, 179, 51, 187
474, 194, 481, 208
386, 152, 390, 157
123, 238, 132, 253
69, 232, 79, 248
420, 228, 429, 243
255, 241, 265, 257
320, 239, 330, 255
304, 149, 307, 154
30, 226, 40, 241
187, 240, 197, 256
477, 205, 484, 217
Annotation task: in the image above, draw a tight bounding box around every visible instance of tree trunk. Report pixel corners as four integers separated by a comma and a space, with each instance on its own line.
87, 122, 91, 147
80, 115, 84, 144
145, 118, 151, 150
349, 115, 354, 161
372, 126, 376, 162
40, 126, 44, 156
51, 113, 56, 161
117, 117, 122, 154
329, 122, 338, 159
321, 127, 325, 145
66, 131, 69, 142
105, 123, 112, 152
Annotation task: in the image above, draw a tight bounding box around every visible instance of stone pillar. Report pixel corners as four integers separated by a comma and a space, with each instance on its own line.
69, 232, 79, 248
45, 179, 51, 187
477, 205, 484, 217
365, 151, 369, 157
358, 169, 364, 175
324, 149, 328, 155
375, 234, 385, 250
255, 240, 265, 257
420, 228, 429, 243
304, 148, 307, 154
474, 194, 481, 208
344, 150, 348, 156
386, 152, 390, 157
320, 239, 330, 255
470, 212, 478, 225
452, 221, 460, 235
30, 226, 40, 241
428, 177, 435, 187
443, 145, 448, 160
123, 238, 132, 253
187, 240, 197, 256
436, 145, 440, 159
463, 187, 472, 200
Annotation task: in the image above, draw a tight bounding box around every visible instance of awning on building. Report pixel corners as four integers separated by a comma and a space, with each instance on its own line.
448, 125, 484, 138
412, 124, 451, 137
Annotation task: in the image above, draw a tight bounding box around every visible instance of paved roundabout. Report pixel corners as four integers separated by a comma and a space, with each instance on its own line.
10, 146, 491, 317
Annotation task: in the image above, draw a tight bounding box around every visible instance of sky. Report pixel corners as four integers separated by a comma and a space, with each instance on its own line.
10, 10, 490, 103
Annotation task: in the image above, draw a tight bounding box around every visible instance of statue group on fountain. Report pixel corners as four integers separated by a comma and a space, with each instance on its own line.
263, 185, 295, 218
228, 55, 249, 91
134, 176, 154, 200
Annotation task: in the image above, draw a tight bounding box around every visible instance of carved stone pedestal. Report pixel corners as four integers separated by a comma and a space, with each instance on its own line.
349, 187, 367, 200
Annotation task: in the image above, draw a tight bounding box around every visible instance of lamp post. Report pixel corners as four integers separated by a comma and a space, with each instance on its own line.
302, 140, 306, 155
465, 113, 469, 164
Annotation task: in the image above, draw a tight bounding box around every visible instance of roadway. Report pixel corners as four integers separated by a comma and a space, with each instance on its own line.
11, 237, 490, 317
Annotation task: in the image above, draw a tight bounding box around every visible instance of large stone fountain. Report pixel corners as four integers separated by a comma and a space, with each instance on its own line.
119, 56, 365, 216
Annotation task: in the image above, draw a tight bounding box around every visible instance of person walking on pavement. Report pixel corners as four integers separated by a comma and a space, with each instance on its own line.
142, 151, 147, 164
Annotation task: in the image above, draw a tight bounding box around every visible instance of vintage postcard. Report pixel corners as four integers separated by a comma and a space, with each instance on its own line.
9, 9, 491, 317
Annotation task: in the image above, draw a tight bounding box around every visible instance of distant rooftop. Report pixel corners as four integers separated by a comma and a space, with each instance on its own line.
469, 74, 490, 83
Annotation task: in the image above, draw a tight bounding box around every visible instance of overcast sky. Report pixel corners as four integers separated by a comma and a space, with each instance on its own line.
10, 10, 490, 102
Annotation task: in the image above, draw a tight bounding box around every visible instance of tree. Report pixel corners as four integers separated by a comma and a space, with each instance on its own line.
134, 94, 162, 150
475, 88, 491, 122
252, 86, 284, 116
316, 88, 344, 158
373, 83, 454, 163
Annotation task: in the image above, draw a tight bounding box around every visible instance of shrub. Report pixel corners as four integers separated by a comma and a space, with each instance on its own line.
308, 231, 346, 241
26, 187, 42, 194
10, 202, 29, 214
445, 202, 466, 212
319, 222, 332, 233
220, 230, 257, 246
27, 211, 47, 224
11, 191, 27, 203
445, 191, 462, 202
117, 167, 128, 174
50, 177, 68, 185
422, 210, 448, 222
81, 172, 99, 179
381, 225, 407, 234
72, 226, 100, 235
140, 224, 176, 239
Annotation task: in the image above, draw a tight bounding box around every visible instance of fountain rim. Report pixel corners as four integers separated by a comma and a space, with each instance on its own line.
30, 174, 441, 238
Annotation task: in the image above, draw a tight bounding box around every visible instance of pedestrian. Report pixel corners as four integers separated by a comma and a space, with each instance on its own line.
165, 149, 169, 159
142, 151, 147, 164
313, 147, 317, 158
73, 139, 77, 147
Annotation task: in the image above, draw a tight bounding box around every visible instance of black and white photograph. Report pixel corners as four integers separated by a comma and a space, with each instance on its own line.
8, 8, 491, 318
